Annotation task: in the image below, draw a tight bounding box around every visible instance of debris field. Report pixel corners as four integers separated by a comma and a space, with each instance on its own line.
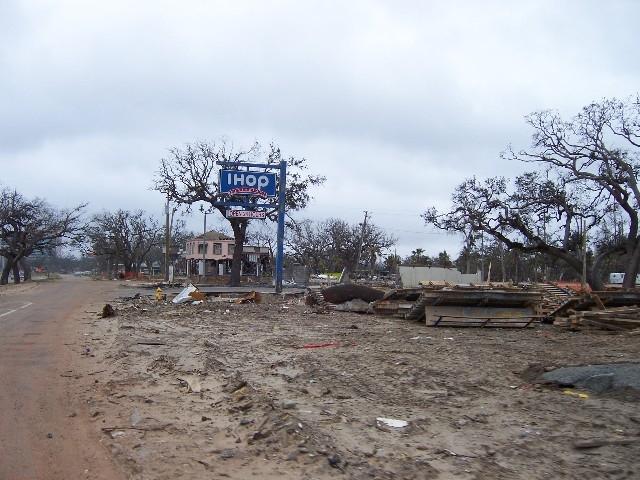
77, 290, 640, 480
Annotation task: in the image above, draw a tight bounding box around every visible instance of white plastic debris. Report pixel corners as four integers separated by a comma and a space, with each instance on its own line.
177, 375, 202, 393
192, 300, 203, 305
376, 417, 408, 428
173, 284, 198, 304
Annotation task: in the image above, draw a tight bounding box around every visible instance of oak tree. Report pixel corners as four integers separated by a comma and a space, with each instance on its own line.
155, 140, 325, 286
0, 188, 85, 284
85, 210, 162, 275
424, 97, 640, 289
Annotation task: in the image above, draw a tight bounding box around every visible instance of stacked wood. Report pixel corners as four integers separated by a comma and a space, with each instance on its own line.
372, 288, 423, 318
305, 289, 334, 313
536, 283, 575, 318
559, 306, 640, 331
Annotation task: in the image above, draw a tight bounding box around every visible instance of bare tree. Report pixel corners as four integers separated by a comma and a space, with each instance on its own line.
85, 210, 162, 275
423, 173, 610, 288
246, 222, 277, 270
0, 188, 85, 284
286, 218, 396, 276
425, 97, 640, 289
285, 219, 333, 273
143, 219, 191, 275
502, 97, 640, 288
154, 140, 325, 286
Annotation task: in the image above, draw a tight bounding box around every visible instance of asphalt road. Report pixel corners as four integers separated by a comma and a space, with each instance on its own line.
0, 277, 124, 480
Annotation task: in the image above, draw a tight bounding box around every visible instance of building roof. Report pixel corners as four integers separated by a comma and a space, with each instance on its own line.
190, 230, 234, 241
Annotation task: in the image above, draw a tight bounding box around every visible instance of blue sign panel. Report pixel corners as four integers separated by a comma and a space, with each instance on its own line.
219, 170, 277, 198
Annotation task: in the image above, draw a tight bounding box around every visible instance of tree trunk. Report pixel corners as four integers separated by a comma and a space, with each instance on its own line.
1, 257, 13, 285
622, 241, 640, 289
21, 258, 32, 282
12, 262, 21, 284
587, 271, 604, 291
229, 220, 247, 287
591, 247, 624, 291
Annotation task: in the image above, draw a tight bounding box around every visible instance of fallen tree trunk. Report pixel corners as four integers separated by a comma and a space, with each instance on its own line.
321, 284, 384, 304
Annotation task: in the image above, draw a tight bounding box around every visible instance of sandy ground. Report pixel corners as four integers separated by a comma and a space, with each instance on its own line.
77, 291, 640, 480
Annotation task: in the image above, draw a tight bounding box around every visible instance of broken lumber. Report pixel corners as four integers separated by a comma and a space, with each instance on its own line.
573, 437, 640, 449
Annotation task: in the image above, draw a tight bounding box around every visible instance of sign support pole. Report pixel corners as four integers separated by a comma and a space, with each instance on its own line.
275, 160, 287, 293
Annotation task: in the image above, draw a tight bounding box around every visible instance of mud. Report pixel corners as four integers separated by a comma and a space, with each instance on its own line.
79, 293, 640, 479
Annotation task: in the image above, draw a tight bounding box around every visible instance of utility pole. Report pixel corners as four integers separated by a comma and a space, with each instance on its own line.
542, 211, 549, 282
480, 232, 485, 282
201, 211, 208, 284
581, 218, 588, 291
394, 247, 398, 274
164, 200, 170, 282
353, 210, 369, 281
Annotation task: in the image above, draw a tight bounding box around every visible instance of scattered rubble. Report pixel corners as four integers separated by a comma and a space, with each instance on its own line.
172, 284, 198, 304
101, 304, 116, 318
235, 291, 261, 304
77, 287, 640, 479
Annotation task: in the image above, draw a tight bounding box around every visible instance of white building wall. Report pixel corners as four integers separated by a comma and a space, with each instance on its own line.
399, 266, 482, 288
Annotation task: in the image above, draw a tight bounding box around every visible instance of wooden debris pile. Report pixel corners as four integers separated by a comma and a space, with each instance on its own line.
535, 283, 576, 319
372, 283, 543, 328
555, 306, 640, 332
372, 288, 424, 318
550, 290, 640, 332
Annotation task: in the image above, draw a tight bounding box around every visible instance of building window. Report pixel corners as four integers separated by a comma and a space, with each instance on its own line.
213, 243, 222, 255
228, 244, 235, 255
197, 243, 208, 254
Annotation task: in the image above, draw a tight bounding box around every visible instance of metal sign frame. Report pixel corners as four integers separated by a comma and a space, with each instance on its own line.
212, 160, 287, 293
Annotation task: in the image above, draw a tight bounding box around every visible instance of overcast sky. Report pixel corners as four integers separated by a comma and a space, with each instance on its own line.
1, 0, 638, 258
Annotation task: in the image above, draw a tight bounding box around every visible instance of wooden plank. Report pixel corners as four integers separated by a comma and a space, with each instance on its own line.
579, 319, 629, 331
428, 314, 543, 320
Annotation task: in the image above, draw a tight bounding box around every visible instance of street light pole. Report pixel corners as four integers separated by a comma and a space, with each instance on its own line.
164, 200, 170, 282
201, 211, 208, 284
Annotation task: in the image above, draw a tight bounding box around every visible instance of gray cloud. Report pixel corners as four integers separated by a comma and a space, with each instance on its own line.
1, 0, 638, 257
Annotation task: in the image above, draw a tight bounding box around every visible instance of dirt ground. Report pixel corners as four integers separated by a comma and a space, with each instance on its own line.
76, 289, 639, 480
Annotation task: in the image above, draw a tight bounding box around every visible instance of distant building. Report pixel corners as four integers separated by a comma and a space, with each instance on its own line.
609, 272, 640, 284
184, 231, 271, 277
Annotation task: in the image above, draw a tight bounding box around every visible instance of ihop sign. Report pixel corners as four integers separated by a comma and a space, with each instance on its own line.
219, 169, 277, 198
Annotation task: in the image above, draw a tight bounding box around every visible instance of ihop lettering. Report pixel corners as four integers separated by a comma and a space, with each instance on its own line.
219, 170, 277, 198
